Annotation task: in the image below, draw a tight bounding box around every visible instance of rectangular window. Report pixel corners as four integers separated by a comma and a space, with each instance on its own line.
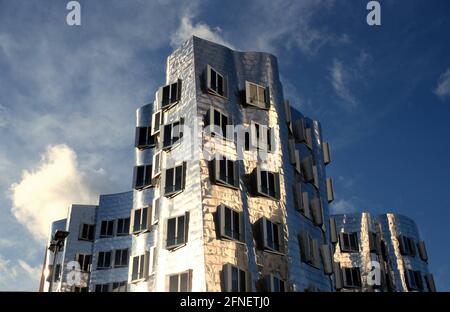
114, 249, 128, 267
299, 231, 320, 269
100, 220, 114, 238
166, 212, 189, 250
265, 274, 286, 292
159, 80, 182, 110
116, 218, 130, 236
246, 123, 274, 152
204, 108, 232, 139
97, 251, 112, 269
211, 157, 239, 189
168, 271, 192, 292
245, 81, 270, 109
223, 264, 247, 292
79, 223, 94, 241
417, 240, 428, 262
339, 232, 359, 253
131, 251, 149, 282
163, 162, 186, 197
326, 178, 334, 203
133, 164, 153, 190
135, 127, 155, 149
398, 235, 417, 256
310, 197, 323, 226
323, 142, 331, 165
342, 267, 362, 288
95, 284, 110, 292
162, 119, 184, 150
152, 151, 162, 179
112, 281, 127, 292
369, 232, 378, 253
405, 269, 424, 291
301, 155, 314, 182
207, 65, 227, 97
260, 218, 283, 253
151, 110, 162, 135
218, 204, 244, 242
130, 206, 151, 234
253, 167, 280, 200
293, 183, 311, 219
75, 254, 91, 272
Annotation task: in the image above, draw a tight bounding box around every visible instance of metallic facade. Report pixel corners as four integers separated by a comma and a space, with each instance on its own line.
40, 37, 435, 292
332, 213, 436, 292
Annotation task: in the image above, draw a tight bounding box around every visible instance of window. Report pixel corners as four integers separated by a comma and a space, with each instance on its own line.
320, 244, 333, 275
166, 212, 189, 250
95, 284, 110, 292
114, 249, 128, 267
264, 274, 285, 292
73, 287, 88, 292
207, 65, 227, 97
417, 240, 428, 262
130, 206, 151, 234
310, 197, 323, 226
100, 220, 114, 238
165, 271, 191, 292
97, 251, 112, 269
258, 218, 283, 253
245, 81, 270, 109
116, 218, 130, 236
133, 164, 153, 190
425, 273, 436, 292
112, 281, 127, 292
405, 269, 424, 291
218, 204, 244, 242
368, 232, 378, 253
398, 235, 417, 256
75, 254, 91, 272
301, 155, 314, 182
53, 264, 61, 282
330, 218, 338, 244
326, 178, 334, 203
342, 267, 362, 288
299, 231, 320, 269
222, 264, 247, 292
151, 110, 162, 135
323, 142, 331, 165
131, 252, 150, 282
251, 167, 280, 200
79, 223, 94, 241
204, 108, 232, 139
152, 151, 162, 179
152, 197, 160, 225
135, 127, 155, 149
293, 183, 311, 219
293, 118, 307, 143
163, 162, 186, 197
210, 157, 239, 189
162, 119, 184, 150
158, 79, 182, 110
245, 123, 274, 152
339, 232, 359, 253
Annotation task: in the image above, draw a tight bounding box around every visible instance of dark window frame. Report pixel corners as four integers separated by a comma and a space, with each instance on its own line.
163, 162, 186, 197
100, 220, 115, 238
339, 232, 359, 253
218, 204, 244, 242
114, 249, 129, 268
135, 126, 156, 149
97, 251, 112, 270
78, 223, 95, 241
166, 212, 189, 250
133, 164, 153, 190
207, 65, 227, 98
116, 218, 130, 236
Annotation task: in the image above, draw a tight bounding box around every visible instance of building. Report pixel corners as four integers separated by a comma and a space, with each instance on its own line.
128, 36, 335, 292
331, 213, 436, 292
40, 36, 435, 292
40, 192, 132, 292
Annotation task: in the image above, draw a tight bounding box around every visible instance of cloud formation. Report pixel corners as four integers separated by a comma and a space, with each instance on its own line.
330, 198, 359, 214
434, 68, 450, 99
0, 255, 40, 291
10, 145, 99, 240
330, 59, 358, 109
171, 15, 234, 49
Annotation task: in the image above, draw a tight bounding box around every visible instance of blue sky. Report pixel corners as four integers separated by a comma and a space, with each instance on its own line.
0, 0, 449, 291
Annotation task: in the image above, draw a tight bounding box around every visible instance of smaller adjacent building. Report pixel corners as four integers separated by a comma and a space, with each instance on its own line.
39, 192, 132, 292
331, 213, 436, 292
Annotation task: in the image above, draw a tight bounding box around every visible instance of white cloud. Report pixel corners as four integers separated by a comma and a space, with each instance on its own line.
330, 59, 358, 109
10, 145, 100, 240
434, 68, 450, 99
0, 256, 40, 291
330, 198, 359, 214
171, 15, 234, 49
